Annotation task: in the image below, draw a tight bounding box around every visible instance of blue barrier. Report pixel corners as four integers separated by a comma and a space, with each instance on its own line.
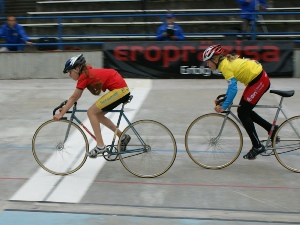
1, 10, 300, 50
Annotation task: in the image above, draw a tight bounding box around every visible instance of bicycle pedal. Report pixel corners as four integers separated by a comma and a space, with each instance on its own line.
260, 151, 270, 156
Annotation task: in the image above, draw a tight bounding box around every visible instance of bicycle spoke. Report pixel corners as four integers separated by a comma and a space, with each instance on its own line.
185, 113, 243, 169
32, 120, 89, 175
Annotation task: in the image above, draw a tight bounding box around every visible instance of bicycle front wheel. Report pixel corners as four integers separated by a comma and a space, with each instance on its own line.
32, 119, 89, 175
185, 113, 243, 169
118, 120, 177, 178
273, 116, 300, 173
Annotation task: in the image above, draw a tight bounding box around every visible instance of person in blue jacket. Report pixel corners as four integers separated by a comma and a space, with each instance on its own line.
236, 0, 267, 39
156, 13, 185, 41
0, 15, 33, 51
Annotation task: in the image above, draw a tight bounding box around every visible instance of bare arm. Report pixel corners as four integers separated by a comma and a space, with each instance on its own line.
53, 88, 83, 120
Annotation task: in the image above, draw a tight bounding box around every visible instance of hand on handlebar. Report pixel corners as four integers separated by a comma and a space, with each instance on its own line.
52, 100, 68, 120
214, 94, 227, 113
53, 113, 63, 121
214, 105, 224, 113
215, 94, 227, 106
214, 99, 223, 106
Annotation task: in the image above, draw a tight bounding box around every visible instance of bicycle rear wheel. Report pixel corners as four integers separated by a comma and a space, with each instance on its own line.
118, 120, 177, 178
185, 113, 243, 169
32, 119, 89, 175
273, 116, 300, 173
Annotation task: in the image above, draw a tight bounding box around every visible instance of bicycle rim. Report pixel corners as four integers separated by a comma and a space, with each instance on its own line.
118, 120, 177, 178
32, 120, 89, 175
274, 116, 300, 173
185, 113, 243, 169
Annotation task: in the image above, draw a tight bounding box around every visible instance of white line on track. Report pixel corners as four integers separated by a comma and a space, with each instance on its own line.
10, 80, 152, 203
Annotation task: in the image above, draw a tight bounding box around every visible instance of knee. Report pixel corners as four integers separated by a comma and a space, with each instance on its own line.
87, 108, 93, 118
87, 107, 105, 121
87, 107, 99, 117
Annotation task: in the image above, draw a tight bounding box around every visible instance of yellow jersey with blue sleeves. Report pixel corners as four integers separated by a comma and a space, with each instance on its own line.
218, 58, 263, 85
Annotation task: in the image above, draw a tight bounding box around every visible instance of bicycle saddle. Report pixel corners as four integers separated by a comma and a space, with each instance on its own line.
124, 95, 133, 104
270, 90, 294, 97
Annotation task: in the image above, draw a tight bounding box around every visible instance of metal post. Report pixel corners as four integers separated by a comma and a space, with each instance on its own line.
57, 17, 63, 50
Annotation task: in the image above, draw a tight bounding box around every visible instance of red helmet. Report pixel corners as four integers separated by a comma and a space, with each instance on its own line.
203, 44, 224, 61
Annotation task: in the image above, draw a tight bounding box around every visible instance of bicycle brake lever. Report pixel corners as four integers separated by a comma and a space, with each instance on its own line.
53, 100, 68, 116
216, 94, 227, 106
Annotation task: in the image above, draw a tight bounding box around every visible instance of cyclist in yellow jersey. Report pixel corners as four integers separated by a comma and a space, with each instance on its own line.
203, 44, 278, 160
218, 57, 263, 85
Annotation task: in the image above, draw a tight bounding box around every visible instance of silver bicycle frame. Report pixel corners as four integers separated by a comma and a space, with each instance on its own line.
222, 95, 300, 149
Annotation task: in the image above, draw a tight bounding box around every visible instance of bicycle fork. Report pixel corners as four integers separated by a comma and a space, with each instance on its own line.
209, 112, 231, 147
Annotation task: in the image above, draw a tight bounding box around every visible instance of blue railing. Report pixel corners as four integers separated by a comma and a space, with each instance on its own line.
1, 10, 300, 50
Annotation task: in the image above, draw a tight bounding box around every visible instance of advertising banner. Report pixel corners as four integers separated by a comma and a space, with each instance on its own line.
103, 40, 293, 78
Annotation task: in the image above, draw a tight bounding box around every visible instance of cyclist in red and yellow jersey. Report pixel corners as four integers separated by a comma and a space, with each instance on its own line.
53, 54, 131, 158
203, 44, 277, 160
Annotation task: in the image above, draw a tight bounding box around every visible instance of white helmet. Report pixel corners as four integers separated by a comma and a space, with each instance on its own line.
203, 44, 224, 61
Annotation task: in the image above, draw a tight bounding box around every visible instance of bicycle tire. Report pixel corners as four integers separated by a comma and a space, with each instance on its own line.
185, 113, 243, 169
273, 115, 300, 173
32, 119, 89, 175
118, 120, 177, 178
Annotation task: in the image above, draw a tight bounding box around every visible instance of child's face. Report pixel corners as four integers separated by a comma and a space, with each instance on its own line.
69, 69, 79, 81
206, 59, 217, 70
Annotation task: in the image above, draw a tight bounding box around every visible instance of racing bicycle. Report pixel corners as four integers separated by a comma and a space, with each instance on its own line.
185, 89, 300, 173
32, 95, 177, 177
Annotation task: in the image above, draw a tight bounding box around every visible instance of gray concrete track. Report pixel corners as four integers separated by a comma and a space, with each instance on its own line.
0, 78, 300, 224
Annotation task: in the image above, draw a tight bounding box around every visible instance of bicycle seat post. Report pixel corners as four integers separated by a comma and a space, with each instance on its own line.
120, 102, 126, 111
121, 95, 133, 111
273, 96, 285, 124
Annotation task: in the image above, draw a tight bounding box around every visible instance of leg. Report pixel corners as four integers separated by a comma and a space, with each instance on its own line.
239, 71, 271, 159
88, 105, 122, 143
89, 87, 130, 146
97, 113, 131, 151
87, 104, 105, 147
247, 70, 272, 133
88, 88, 131, 158
96, 111, 122, 137
251, 110, 272, 132
238, 99, 267, 160
237, 100, 261, 148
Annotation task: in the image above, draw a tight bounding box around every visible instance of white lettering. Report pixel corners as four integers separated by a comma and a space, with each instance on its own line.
247, 91, 258, 102
180, 66, 222, 76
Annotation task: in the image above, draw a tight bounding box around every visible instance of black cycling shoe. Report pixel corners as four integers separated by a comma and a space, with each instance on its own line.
243, 145, 266, 160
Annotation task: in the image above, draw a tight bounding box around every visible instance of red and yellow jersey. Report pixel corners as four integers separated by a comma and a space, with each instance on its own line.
76, 66, 127, 91
218, 57, 263, 85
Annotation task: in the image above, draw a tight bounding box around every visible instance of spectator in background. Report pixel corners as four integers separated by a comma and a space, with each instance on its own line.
236, 0, 267, 39
0, 15, 33, 51
156, 13, 185, 41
